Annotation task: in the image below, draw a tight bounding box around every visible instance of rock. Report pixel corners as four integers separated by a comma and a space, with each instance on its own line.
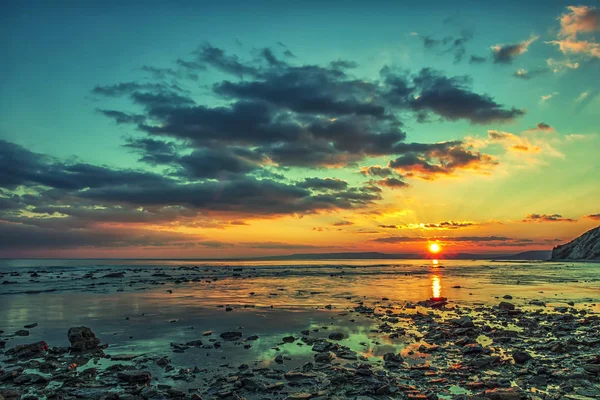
14, 330, 29, 336
314, 352, 334, 363
483, 387, 526, 400
282, 336, 295, 343
219, 331, 242, 341
274, 354, 284, 364
185, 339, 204, 346
286, 393, 313, 400
23, 323, 38, 329
68, 326, 101, 351
512, 351, 532, 364
584, 364, 600, 374
6, 341, 49, 359
117, 370, 152, 382
103, 272, 125, 278
453, 316, 474, 328
312, 341, 331, 352
328, 332, 345, 340
498, 302, 515, 311
503, 295, 513, 299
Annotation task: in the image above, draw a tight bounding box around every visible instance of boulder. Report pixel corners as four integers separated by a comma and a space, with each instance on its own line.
67, 326, 101, 351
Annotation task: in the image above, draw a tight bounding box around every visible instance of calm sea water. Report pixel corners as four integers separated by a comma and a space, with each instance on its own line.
1, 258, 598, 384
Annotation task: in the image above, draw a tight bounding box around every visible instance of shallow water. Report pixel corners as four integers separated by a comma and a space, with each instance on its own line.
1, 258, 599, 392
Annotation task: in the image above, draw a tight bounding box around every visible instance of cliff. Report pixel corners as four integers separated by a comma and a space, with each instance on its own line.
551, 226, 600, 260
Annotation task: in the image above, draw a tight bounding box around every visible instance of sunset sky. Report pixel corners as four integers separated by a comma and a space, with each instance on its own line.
1, 1, 599, 258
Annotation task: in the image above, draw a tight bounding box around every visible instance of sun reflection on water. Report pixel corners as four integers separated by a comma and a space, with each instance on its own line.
431, 275, 441, 300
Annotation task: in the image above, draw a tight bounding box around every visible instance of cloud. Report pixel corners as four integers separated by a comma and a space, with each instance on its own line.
585, 214, 600, 221
491, 35, 539, 63
558, 6, 600, 38
373, 235, 526, 243
523, 213, 576, 223
374, 177, 409, 189
546, 6, 600, 59
239, 241, 324, 250
469, 55, 487, 64
536, 122, 554, 132
388, 141, 497, 180
359, 166, 394, 177
421, 29, 474, 63
296, 178, 349, 191
332, 220, 354, 226
546, 57, 580, 72
194, 43, 261, 78
0, 221, 203, 250
403, 68, 526, 124
513, 68, 548, 80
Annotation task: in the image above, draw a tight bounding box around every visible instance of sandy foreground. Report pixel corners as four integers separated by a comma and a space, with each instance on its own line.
0, 260, 599, 399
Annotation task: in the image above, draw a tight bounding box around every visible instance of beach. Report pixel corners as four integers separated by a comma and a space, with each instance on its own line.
1, 259, 599, 399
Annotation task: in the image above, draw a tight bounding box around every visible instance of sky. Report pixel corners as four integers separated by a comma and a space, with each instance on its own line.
0, 0, 599, 258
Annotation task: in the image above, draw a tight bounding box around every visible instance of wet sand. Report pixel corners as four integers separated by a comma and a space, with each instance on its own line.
0, 259, 599, 399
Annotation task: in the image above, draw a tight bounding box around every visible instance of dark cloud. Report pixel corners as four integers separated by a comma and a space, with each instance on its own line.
213, 66, 386, 118
140, 65, 199, 81
97, 109, 146, 125
175, 58, 207, 71
0, 140, 170, 190
407, 69, 526, 124
388, 141, 497, 180
0, 221, 202, 250
585, 214, 600, 221
359, 166, 394, 177
296, 178, 349, 191
421, 30, 473, 63
195, 43, 261, 79
332, 220, 354, 226
469, 55, 487, 64
536, 122, 553, 131
330, 60, 358, 69
523, 214, 576, 223
374, 177, 409, 189
240, 241, 324, 249
491, 36, 538, 64
373, 235, 522, 243
92, 82, 186, 96
259, 48, 287, 67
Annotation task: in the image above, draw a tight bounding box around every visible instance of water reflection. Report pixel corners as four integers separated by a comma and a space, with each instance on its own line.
432, 259, 438, 265
431, 275, 442, 300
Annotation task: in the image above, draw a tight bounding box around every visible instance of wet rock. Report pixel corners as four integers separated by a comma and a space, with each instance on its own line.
498, 302, 515, 311
13, 373, 48, 385
68, 326, 102, 351
328, 332, 345, 340
23, 323, 38, 329
117, 370, 152, 383
14, 330, 29, 337
282, 336, 296, 343
483, 387, 526, 399
314, 352, 333, 363
274, 354, 284, 364
452, 316, 475, 328
219, 331, 242, 341
503, 295, 513, 299
512, 351, 532, 364
103, 272, 125, 278
584, 364, 600, 374
6, 341, 49, 359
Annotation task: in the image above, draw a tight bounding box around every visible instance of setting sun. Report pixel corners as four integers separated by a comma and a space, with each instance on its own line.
429, 243, 441, 254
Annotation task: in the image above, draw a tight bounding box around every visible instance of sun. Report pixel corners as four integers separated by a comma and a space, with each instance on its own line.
429, 243, 441, 254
